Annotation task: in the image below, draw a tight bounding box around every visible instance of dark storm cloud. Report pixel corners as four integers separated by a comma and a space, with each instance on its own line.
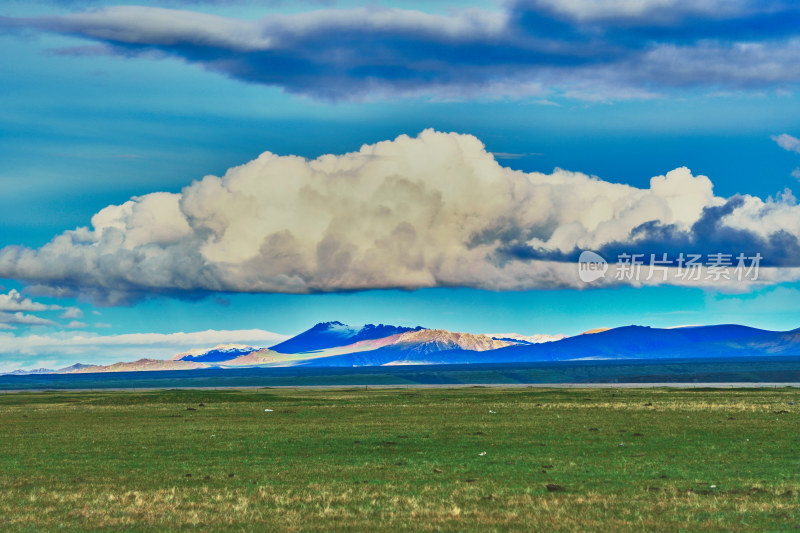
3, 1, 800, 100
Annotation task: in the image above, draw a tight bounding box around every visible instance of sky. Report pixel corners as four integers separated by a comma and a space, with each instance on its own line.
2, 0, 800, 370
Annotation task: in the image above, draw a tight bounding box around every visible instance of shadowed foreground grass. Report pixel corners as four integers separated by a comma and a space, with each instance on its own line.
0, 387, 798, 531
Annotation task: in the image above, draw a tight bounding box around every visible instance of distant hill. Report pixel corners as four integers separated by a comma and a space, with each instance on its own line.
489, 325, 784, 362
69, 359, 207, 373
0, 368, 54, 376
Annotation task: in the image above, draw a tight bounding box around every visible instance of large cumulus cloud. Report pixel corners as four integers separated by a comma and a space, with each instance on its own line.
1, 130, 799, 303
5, 1, 800, 100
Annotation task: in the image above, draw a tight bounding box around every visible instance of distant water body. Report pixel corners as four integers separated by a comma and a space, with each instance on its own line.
2, 357, 800, 391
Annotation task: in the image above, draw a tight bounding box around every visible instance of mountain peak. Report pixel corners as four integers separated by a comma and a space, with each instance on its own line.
270, 322, 424, 354
56, 363, 97, 373
311, 321, 347, 330
172, 344, 258, 362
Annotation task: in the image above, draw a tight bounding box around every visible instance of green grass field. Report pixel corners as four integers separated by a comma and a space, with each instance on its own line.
0, 387, 798, 531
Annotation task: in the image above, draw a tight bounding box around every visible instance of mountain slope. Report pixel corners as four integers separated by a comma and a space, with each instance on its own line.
222, 349, 305, 367
56, 363, 98, 373
290, 329, 515, 366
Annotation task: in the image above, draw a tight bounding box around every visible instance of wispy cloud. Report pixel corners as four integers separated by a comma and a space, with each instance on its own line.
51, 152, 145, 160
0, 328, 289, 368
489, 152, 543, 159
0, 290, 86, 330
5, 1, 800, 101
773, 133, 800, 153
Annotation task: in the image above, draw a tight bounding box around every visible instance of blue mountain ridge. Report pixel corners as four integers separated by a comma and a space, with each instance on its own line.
286, 324, 800, 367
488, 325, 776, 362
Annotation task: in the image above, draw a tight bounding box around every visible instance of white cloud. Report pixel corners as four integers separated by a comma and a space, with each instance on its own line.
772, 133, 800, 153
0, 289, 90, 330
720, 190, 800, 239
64, 320, 88, 329
632, 41, 800, 89
60, 307, 83, 319
0, 311, 56, 327
793, 168, 800, 180
530, 0, 748, 22
1, 130, 800, 301
0, 289, 60, 312
0, 328, 289, 367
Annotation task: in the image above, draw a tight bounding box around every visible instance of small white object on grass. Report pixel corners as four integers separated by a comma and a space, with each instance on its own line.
264, 409, 273, 412
479, 451, 487, 456
710, 485, 717, 488
489, 410, 496, 414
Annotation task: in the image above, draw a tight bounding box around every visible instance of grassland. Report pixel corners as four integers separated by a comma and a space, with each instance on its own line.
0, 387, 798, 531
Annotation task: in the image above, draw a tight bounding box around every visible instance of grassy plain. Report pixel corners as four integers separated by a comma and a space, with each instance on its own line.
0, 387, 798, 531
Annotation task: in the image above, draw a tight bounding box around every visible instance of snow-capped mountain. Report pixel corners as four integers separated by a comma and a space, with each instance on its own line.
268, 322, 424, 354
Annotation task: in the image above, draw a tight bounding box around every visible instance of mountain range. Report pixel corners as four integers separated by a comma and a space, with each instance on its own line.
6, 321, 800, 374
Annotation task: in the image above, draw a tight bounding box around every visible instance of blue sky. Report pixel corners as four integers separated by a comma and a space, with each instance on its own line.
2, 0, 800, 370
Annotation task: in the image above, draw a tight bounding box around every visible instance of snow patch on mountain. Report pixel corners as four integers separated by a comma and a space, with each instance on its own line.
486, 333, 567, 345
171, 343, 258, 362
